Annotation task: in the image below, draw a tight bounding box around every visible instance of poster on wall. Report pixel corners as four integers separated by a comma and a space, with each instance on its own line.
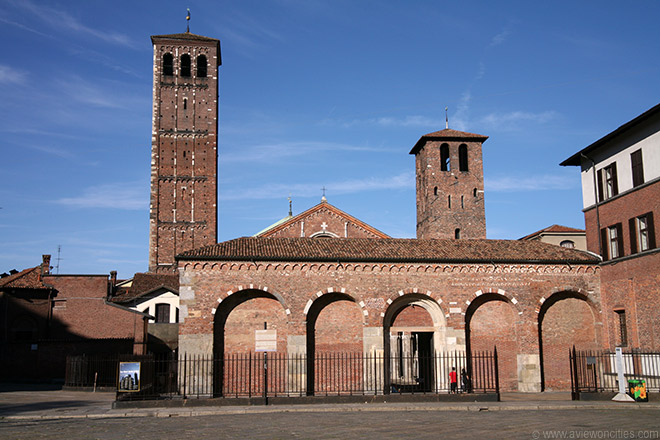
118, 362, 141, 392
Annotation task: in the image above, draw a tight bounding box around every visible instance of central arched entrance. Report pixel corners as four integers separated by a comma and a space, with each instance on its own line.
383, 294, 446, 393
305, 292, 363, 395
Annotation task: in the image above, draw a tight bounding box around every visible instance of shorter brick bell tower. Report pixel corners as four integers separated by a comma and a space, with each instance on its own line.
410, 129, 488, 239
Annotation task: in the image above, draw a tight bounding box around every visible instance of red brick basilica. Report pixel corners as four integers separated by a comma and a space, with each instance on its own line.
146, 31, 604, 392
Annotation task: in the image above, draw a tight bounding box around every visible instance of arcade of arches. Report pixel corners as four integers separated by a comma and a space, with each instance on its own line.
179, 254, 602, 392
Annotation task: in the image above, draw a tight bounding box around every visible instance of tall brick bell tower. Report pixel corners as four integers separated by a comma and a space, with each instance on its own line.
410, 128, 488, 239
149, 31, 221, 273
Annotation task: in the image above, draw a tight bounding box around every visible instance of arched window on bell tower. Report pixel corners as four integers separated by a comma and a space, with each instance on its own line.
180, 54, 191, 77
163, 53, 173, 76
459, 144, 469, 171
440, 144, 450, 171
196, 55, 207, 78
455, 228, 461, 239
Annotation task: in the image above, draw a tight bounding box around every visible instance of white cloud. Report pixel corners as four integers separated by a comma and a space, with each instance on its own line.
55, 182, 147, 210
486, 174, 577, 192
480, 111, 559, 130
220, 171, 414, 201
222, 141, 394, 163
16, 0, 135, 47
489, 28, 511, 47
0, 64, 27, 85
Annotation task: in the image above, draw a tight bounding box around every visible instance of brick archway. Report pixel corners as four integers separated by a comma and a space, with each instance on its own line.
538, 290, 601, 391
465, 290, 520, 391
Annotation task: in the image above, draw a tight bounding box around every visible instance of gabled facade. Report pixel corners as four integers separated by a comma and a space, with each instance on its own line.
562, 102, 660, 350
519, 225, 587, 251
255, 198, 389, 239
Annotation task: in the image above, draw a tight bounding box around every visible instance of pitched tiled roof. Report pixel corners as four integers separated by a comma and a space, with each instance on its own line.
410, 128, 489, 155
178, 237, 599, 264
0, 266, 50, 290
151, 32, 219, 42
110, 273, 179, 303
520, 225, 585, 241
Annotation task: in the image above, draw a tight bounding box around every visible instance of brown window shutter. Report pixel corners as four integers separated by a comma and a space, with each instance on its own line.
611, 163, 619, 196
597, 169, 604, 202
616, 222, 624, 258
631, 150, 644, 187
629, 218, 637, 254
600, 227, 608, 260
648, 212, 656, 249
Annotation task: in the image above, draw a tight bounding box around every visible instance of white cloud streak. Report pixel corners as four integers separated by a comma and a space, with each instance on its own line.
0, 64, 27, 85
222, 141, 395, 163
15, 0, 135, 47
220, 172, 414, 201
55, 182, 147, 210
480, 111, 559, 131
486, 174, 577, 192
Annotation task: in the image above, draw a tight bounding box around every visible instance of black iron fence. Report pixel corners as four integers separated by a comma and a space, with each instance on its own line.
66, 350, 499, 401
570, 347, 660, 399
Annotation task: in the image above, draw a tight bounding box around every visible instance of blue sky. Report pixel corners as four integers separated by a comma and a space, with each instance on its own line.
1, 0, 659, 278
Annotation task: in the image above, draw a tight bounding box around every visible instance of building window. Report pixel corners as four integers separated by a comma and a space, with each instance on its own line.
196, 55, 207, 78
615, 310, 627, 347
448, 195, 451, 209
440, 144, 450, 171
473, 188, 478, 198
454, 228, 461, 239
458, 144, 468, 171
433, 186, 438, 196
180, 54, 191, 77
155, 303, 171, 323
631, 149, 644, 188
597, 163, 618, 201
560, 240, 575, 249
183, 98, 187, 110
162, 53, 174, 76
601, 223, 623, 260
629, 212, 655, 253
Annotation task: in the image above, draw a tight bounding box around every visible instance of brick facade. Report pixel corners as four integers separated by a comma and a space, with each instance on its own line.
178, 245, 602, 391
149, 33, 221, 273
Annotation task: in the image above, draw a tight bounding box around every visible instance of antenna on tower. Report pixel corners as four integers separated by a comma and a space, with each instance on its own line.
288, 195, 293, 217
55, 245, 62, 274
445, 106, 449, 129
186, 8, 191, 33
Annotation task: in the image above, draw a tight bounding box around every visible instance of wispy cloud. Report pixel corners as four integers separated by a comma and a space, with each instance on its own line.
15, 0, 135, 47
218, 10, 284, 54
53, 75, 142, 109
0, 64, 27, 85
486, 174, 577, 192
55, 182, 147, 210
220, 172, 414, 201
222, 141, 394, 163
321, 114, 441, 129
489, 27, 512, 47
480, 110, 559, 131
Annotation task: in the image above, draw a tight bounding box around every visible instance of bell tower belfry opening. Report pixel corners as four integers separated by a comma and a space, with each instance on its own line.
149, 32, 221, 273
410, 129, 488, 239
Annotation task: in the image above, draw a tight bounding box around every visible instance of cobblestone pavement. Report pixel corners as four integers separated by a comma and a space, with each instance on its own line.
2, 409, 660, 440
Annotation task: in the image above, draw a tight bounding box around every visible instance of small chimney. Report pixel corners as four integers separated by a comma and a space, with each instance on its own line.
42, 255, 51, 276
110, 270, 117, 286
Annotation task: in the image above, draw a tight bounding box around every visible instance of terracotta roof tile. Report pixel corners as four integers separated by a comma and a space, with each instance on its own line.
110, 272, 179, 303
520, 225, 585, 240
0, 266, 50, 290
178, 237, 599, 264
410, 128, 489, 155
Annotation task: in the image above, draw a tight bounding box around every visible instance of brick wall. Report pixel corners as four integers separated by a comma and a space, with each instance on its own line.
180, 259, 601, 391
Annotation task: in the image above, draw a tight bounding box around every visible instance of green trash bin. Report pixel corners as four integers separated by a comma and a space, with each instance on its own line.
628, 379, 648, 402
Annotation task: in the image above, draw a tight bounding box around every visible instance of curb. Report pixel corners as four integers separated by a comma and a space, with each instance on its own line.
3, 402, 660, 421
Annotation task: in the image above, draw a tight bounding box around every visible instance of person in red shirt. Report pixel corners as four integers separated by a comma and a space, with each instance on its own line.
449, 367, 457, 393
